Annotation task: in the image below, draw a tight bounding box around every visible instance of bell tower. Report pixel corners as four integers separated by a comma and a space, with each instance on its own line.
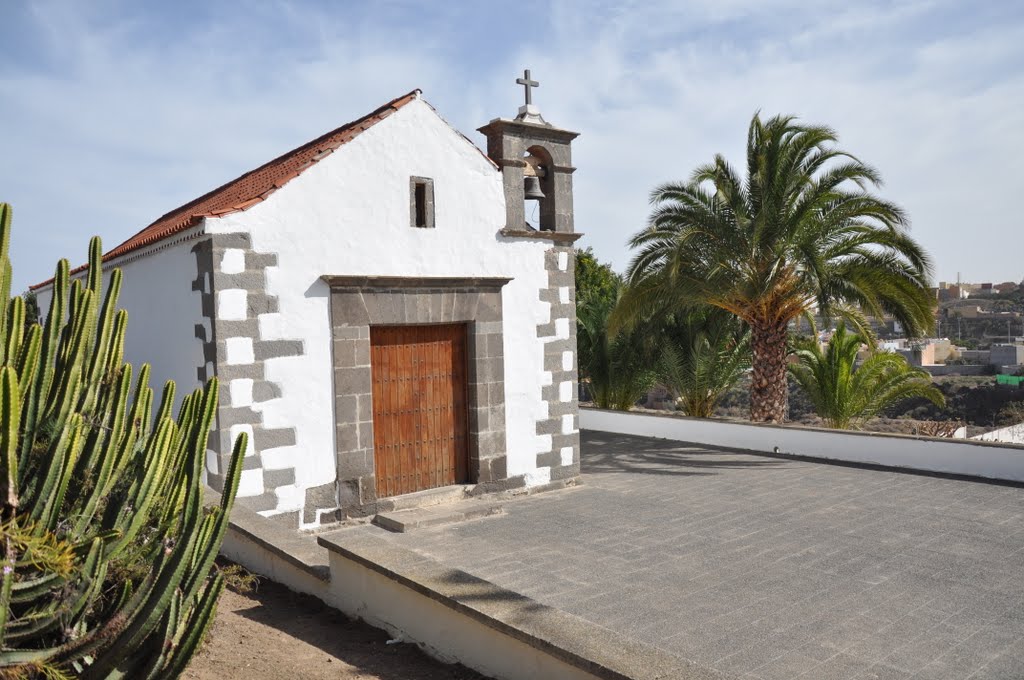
479, 70, 583, 490
478, 70, 579, 234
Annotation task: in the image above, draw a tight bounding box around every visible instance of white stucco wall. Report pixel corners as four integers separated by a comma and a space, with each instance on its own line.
33, 235, 207, 417
206, 98, 562, 521
581, 408, 1024, 482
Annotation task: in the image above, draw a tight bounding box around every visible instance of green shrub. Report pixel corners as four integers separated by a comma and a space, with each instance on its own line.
578, 283, 657, 410
659, 309, 749, 418
789, 324, 945, 430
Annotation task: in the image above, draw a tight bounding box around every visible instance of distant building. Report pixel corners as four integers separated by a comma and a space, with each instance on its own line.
896, 338, 955, 366
936, 280, 1020, 299
959, 349, 991, 364
960, 283, 983, 295
991, 344, 1024, 368
937, 284, 966, 302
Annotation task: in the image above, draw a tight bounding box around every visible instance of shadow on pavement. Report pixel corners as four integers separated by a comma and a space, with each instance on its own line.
580, 430, 787, 476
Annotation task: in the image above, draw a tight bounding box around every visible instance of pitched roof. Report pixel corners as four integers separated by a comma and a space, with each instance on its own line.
32, 89, 420, 290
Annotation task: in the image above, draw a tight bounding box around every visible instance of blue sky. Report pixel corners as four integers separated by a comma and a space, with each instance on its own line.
2, 0, 1022, 292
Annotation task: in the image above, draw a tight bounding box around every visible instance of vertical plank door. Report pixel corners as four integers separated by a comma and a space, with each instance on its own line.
370, 324, 469, 498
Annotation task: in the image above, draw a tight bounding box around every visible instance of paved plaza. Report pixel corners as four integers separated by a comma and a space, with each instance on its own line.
380, 430, 1024, 679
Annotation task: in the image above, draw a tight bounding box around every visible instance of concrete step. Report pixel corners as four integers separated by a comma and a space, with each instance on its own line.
373, 498, 504, 533
378, 484, 472, 512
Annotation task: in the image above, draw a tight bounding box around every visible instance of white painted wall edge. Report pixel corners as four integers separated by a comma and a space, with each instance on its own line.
219, 531, 329, 603
325, 551, 601, 680
580, 408, 1024, 483
972, 421, 1024, 445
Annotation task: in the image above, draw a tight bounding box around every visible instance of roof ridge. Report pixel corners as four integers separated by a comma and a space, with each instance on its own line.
32, 89, 422, 290
136, 89, 421, 237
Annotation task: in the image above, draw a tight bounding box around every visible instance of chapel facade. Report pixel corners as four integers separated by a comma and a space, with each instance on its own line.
33, 84, 581, 528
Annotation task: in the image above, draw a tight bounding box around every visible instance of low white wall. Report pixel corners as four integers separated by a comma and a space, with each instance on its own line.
219, 523, 601, 680
580, 408, 1024, 483
219, 530, 329, 602
973, 422, 1024, 445
325, 552, 598, 680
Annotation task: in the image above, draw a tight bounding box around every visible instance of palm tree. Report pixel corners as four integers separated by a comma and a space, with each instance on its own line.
577, 282, 657, 410
659, 309, 750, 417
618, 113, 935, 422
789, 324, 944, 429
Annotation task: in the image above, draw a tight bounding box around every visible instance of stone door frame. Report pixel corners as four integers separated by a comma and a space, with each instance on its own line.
321, 276, 512, 517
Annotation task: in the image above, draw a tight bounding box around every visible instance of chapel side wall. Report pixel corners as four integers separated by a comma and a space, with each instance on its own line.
204, 99, 576, 528
33, 235, 207, 418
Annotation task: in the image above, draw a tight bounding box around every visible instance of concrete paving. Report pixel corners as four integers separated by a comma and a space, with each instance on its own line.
376, 430, 1024, 679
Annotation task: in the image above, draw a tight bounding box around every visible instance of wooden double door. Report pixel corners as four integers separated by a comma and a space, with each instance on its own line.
370, 324, 469, 498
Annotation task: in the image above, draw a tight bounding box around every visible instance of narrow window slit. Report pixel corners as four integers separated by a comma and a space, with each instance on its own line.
410, 177, 434, 229
415, 182, 427, 228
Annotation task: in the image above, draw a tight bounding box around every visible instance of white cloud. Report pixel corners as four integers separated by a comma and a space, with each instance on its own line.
1, 1, 450, 290
532, 0, 1024, 283
2, 0, 1022, 292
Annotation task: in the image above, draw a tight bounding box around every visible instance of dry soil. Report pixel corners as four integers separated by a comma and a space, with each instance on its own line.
184, 577, 488, 680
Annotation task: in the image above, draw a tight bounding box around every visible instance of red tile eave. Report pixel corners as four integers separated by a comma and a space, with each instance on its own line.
31, 89, 421, 291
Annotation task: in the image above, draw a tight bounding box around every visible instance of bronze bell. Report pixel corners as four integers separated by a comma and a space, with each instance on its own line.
523, 175, 545, 201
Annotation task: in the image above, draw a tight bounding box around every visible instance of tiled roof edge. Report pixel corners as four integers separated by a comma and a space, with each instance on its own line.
31, 89, 422, 289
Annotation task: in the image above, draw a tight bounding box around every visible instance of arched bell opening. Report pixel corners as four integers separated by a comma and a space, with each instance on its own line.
523, 145, 555, 231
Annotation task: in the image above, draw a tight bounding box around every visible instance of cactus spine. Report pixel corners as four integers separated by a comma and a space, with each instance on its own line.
0, 203, 245, 678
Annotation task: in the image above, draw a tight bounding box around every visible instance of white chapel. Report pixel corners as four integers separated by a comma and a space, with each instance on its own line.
33, 81, 582, 529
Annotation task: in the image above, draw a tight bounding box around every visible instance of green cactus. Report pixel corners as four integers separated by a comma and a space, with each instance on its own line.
0, 202, 245, 679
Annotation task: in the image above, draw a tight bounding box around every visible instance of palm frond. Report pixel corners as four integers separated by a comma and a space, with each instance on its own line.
659, 310, 750, 417
789, 324, 944, 429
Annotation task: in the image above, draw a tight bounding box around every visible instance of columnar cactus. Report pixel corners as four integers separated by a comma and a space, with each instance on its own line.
0, 203, 245, 679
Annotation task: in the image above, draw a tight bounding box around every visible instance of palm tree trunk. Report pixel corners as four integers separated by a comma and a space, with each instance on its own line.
750, 319, 788, 422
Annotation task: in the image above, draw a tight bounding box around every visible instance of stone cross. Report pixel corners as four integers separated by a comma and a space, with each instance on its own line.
516, 69, 539, 107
